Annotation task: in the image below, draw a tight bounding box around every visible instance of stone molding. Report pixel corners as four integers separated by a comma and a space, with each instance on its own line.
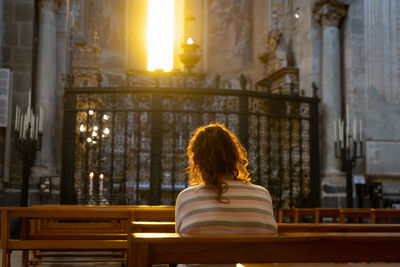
38, 0, 61, 24
313, 0, 348, 28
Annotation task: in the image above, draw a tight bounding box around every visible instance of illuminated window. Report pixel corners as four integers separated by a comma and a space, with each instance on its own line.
147, 0, 175, 71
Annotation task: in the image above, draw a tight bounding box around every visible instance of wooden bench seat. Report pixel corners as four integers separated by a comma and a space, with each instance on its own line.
1, 207, 133, 267
131, 232, 400, 267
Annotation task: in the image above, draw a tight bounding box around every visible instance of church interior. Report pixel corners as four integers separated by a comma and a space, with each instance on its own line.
0, 0, 400, 266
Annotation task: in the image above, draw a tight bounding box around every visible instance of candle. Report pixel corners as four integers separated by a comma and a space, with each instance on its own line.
359, 119, 362, 141
333, 120, 337, 142
15, 106, 19, 130
19, 114, 24, 138
39, 108, 44, 132
340, 120, 344, 148
89, 172, 94, 196
28, 91, 31, 111
35, 115, 39, 140
353, 118, 356, 141
99, 173, 104, 195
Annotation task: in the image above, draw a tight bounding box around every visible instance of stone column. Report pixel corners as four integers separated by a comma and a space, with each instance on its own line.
32, 0, 60, 180
313, 1, 348, 206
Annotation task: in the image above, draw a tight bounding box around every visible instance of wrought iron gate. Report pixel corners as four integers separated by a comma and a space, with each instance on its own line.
61, 86, 320, 208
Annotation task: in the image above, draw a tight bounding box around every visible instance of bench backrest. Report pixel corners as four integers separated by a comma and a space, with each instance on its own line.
132, 232, 400, 266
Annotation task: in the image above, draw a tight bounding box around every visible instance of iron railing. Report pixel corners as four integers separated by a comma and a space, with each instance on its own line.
61, 86, 320, 209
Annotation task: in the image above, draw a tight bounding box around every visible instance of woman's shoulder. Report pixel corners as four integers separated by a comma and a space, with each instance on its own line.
176, 184, 204, 200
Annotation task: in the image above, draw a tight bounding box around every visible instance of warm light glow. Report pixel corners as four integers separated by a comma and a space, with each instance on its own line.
87, 137, 92, 143
99, 173, 104, 179
93, 126, 98, 131
147, 0, 175, 71
187, 37, 193, 44
236, 264, 245, 267
103, 114, 109, 121
88, 110, 94, 116
89, 172, 94, 178
104, 127, 110, 135
79, 124, 85, 132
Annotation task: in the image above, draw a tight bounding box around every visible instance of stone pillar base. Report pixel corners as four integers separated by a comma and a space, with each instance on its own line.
321, 170, 348, 207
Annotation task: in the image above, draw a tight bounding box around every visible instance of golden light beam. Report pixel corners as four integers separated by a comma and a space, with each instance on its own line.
147, 0, 175, 72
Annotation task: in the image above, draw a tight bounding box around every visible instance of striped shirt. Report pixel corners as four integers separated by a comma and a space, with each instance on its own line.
175, 180, 277, 236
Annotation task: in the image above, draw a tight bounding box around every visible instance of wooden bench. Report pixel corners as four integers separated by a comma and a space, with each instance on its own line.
278, 208, 315, 223
339, 208, 371, 223
20, 205, 175, 265
314, 208, 340, 223
131, 232, 400, 267
1, 207, 133, 267
370, 209, 400, 223
278, 223, 400, 233
130, 221, 400, 234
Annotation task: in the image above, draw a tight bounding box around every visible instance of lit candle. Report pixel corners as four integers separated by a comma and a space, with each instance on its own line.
89, 172, 94, 196
99, 173, 104, 195
333, 120, 337, 142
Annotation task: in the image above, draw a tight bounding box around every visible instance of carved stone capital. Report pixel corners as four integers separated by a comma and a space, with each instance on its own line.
38, 0, 61, 24
313, 0, 348, 28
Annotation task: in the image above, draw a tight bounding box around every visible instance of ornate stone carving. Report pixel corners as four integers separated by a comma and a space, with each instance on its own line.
38, 0, 61, 24
259, 29, 288, 77
313, 0, 348, 28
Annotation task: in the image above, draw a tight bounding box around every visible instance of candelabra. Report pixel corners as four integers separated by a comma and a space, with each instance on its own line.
78, 110, 110, 145
13, 100, 43, 207
333, 107, 363, 208
78, 109, 110, 204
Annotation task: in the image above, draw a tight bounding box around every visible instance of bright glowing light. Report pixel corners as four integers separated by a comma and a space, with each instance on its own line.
88, 110, 94, 115
99, 173, 104, 179
79, 124, 85, 132
103, 114, 109, 120
187, 37, 193, 44
87, 137, 92, 143
89, 172, 94, 178
147, 0, 175, 71
236, 264, 245, 267
104, 127, 110, 135
93, 126, 98, 131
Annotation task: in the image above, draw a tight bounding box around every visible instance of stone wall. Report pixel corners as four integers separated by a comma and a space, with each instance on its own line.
1, 0, 34, 205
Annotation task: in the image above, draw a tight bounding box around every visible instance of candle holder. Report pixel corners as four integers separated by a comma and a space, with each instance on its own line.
180, 38, 200, 73
13, 104, 43, 207
333, 110, 363, 208
78, 110, 111, 145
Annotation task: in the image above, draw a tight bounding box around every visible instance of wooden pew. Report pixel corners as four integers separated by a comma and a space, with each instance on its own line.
370, 209, 400, 223
29, 205, 175, 235
314, 208, 340, 223
130, 221, 400, 234
278, 208, 315, 223
1, 207, 133, 267
24, 205, 174, 265
131, 232, 400, 267
278, 223, 400, 233
339, 208, 371, 223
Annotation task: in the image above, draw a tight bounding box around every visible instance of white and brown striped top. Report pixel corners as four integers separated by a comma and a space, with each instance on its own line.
175, 180, 277, 236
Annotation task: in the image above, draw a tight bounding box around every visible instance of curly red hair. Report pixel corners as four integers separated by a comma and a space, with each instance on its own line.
186, 123, 251, 202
